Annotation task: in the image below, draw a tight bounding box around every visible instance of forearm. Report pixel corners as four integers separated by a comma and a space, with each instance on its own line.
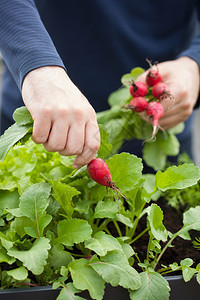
0, 0, 65, 90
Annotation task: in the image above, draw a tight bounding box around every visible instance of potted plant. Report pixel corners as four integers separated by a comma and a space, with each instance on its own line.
0, 67, 199, 300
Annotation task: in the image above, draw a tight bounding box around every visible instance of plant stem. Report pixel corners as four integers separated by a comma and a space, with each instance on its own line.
157, 266, 172, 274
97, 219, 110, 232
146, 232, 152, 261
60, 282, 73, 298
16, 282, 39, 287
95, 219, 100, 227
104, 228, 112, 235
72, 253, 88, 258
153, 234, 177, 270
113, 220, 122, 237
129, 202, 146, 240
134, 253, 145, 272
134, 253, 142, 264
128, 228, 148, 245
160, 269, 181, 276
77, 243, 85, 254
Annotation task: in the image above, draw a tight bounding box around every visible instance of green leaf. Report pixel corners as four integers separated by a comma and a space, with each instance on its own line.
178, 206, 200, 240
155, 163, 200, 192
90, 251, 141, 290
108, 87, 130, 107
157, 133, 180, 156
120, 243, 135, 259
129, 271, 170, 300
85, 231, 122, 256
0, 232, 14, 249
104, 118, 128, 153
48, 244, 73, 270
0, 123, 32, 162
97, 125, 113, 158
69, 258, 105, 300
7, 266, 28, 281
116, 213, 133, 228
106, 153, 143, 193
56, 219, 92, 247
94, 200, 119, 219
143, 141, 167, 171
0, 189, 19, 210
12, 106, 33, 126
10, 216, 33, 237
168, 122, 184, 135
19, 182, 51, 220
0, 245, 15, 264
51, 180, 80, 218
120, 67, 145, 87
147, 204, 168, 242
180, 258, 197, 282
57, 282, 85, 300
130, 67, 145, 79
7, 237, 51, 275
197, 270, 200, 284
19, 182, 52, 237
24, 215, 52, 238
121, 73, 135, 87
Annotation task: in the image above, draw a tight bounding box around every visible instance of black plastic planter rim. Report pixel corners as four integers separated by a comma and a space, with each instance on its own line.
0, 275, 199, 300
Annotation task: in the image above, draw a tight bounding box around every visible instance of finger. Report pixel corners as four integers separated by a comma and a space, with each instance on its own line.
43, 120, 69, 152
73, 121, 100, 168
58, 123, 85, 156
32, 114, 52, 144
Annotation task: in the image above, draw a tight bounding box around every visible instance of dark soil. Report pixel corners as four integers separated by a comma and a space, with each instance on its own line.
132, 199, 200, 273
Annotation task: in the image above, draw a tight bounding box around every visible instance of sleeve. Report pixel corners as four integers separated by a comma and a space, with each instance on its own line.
178, 33, 200, 109
178, 34, 200, 69
0, 0, 66, 90
177, 5, 200, 109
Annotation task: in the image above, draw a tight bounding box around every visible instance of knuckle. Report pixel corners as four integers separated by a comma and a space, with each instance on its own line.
85, 140, 100, 153
32, 132, 47, 144
43, 144, 54, 152
57, 106, 69, 119
72, 107, 84, 122
54, 144, 65, 151
179, 89, 188, 99
67, 145, 83, 156
41, 106, 53, 117
182, 101, 191, 111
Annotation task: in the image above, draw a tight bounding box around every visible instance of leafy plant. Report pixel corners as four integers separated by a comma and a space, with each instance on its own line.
0, 68, 199, 299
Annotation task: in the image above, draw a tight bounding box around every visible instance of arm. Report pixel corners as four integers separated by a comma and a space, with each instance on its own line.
0, 0, 100, 167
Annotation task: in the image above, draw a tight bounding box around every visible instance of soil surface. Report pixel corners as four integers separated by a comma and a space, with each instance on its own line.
132, 199, 200, 273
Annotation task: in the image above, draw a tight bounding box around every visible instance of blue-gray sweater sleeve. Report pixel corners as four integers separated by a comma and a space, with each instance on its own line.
0, 0, 65, 90
178, 33, 200, 68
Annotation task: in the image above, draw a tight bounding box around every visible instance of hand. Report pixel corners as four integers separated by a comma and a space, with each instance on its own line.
138, 57, 200, 130
21, 66, 100, 168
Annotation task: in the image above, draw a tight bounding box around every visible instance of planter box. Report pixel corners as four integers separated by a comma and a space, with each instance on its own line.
0, 275, 199, 299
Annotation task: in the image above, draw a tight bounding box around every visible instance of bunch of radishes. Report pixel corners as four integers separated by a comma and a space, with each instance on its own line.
125, 62, 173, 140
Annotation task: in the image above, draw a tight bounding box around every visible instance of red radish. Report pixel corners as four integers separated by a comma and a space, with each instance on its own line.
146, 69, 162, 86
87, 158, 112, 187
146, 102, 164, 139
129, 81, 148, 97
128, 97, 148, 112
152, 82, 170, 100
145, 58, 162, 86
87, 158, 127, 199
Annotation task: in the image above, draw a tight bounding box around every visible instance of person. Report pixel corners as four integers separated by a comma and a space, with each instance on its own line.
0, 0, 199, 169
